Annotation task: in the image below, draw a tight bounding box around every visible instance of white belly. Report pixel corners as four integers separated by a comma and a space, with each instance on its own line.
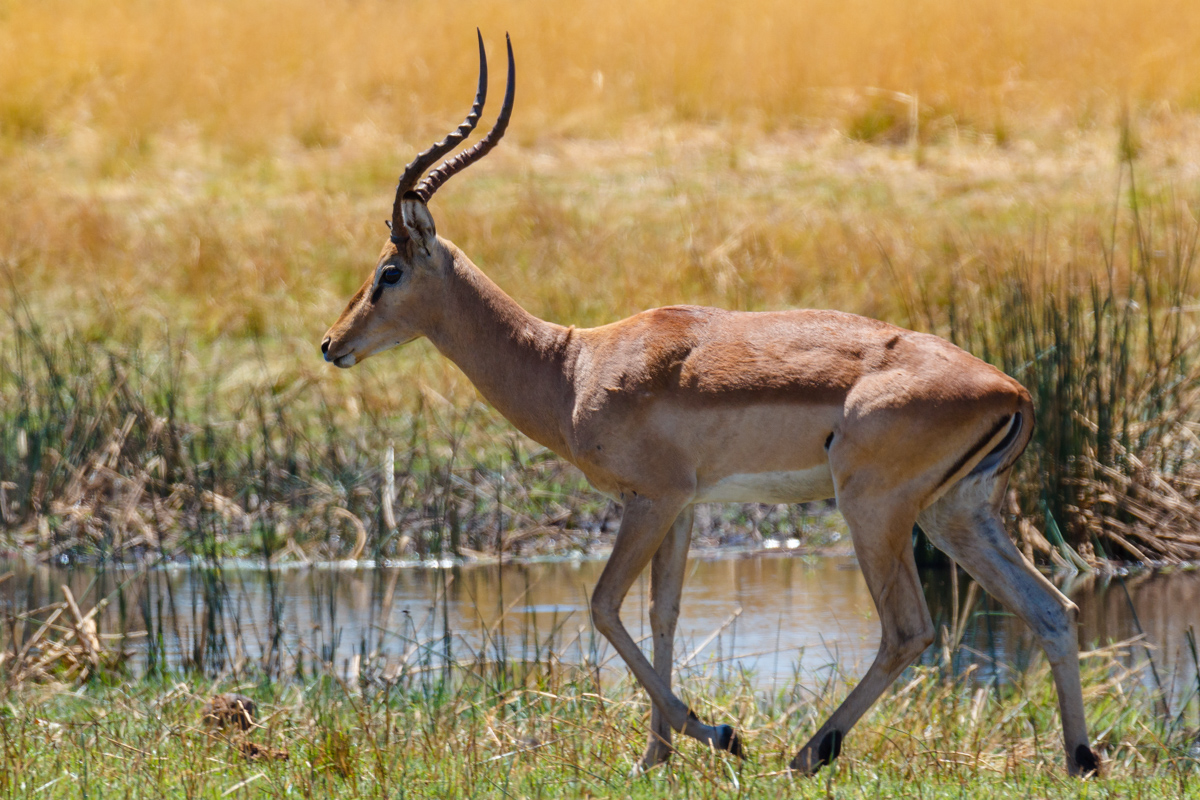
695, 465, 835, 504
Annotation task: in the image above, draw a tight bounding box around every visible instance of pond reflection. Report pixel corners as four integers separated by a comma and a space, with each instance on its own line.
2, 553, 1196, 695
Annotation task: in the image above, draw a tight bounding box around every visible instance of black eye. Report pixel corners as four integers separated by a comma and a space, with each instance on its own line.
380, 266, 403, 285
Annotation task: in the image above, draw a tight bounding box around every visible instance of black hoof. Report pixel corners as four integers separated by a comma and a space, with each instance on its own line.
1074, 744, 1099, 776
817, 729, 842, 767
715, 724, 745, 758
793, 729, 843, 774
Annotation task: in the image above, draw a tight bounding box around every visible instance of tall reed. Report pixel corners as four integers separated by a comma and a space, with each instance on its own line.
0, 295, 613, 563
944, 155, 1200, 559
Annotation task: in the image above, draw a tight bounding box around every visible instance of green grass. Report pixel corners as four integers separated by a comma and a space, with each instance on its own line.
0, 652, 1188, 798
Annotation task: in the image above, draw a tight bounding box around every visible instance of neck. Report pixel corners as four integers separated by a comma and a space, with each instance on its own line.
423, 248, 577, 458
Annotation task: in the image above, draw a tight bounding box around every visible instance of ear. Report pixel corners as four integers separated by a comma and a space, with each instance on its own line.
400, 193, 437, 255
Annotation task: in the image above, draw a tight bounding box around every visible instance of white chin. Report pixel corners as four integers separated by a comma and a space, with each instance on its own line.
334, 353, 357, 368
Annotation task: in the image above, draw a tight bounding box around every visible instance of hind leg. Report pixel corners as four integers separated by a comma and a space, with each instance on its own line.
917, 475, 1098, 776
638, 506, 694, 771
791, 491, 935, 774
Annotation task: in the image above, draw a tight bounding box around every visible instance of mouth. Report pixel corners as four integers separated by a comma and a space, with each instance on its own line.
333, 353, 357, 368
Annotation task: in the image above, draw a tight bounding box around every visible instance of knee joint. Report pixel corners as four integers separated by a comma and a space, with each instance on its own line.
893, 617, 936, 650
1034, 601, 1078, 661
878, 622, 935, 671
908, 622, 936, 661
590, 594, 619, 632
917, 623, 936, 652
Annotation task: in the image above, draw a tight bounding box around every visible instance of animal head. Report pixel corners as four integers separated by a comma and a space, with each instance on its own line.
321, 30, 515, 368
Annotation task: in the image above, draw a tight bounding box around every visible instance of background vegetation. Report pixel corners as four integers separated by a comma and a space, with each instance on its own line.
2, 0, 1200, 563
5, 3, 1200, 795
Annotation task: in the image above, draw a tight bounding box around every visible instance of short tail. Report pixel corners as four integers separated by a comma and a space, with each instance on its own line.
967, 410, 1028, 478
928, 403, 1032, 504
921, 394, 1035, 509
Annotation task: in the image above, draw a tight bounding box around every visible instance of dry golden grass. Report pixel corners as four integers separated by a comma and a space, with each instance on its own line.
4, 121, 1197, 351
2, 0, 1199, 147
3, 0, 1199, 348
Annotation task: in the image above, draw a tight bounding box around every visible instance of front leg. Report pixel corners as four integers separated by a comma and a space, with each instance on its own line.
638, 505, 695, 772
591, 495, 744, 762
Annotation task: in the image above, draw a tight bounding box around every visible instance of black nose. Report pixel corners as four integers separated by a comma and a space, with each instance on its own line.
321, 337, 331, 358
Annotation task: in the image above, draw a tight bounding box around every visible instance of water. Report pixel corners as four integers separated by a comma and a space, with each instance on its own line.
3, 552, 1199, 697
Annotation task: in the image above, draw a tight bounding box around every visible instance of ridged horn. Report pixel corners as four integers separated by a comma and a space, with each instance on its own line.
391, 29, 488, 237
412, 33, 515, 203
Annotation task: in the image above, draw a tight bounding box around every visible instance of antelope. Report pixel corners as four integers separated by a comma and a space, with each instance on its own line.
320, 32, 1099, 777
